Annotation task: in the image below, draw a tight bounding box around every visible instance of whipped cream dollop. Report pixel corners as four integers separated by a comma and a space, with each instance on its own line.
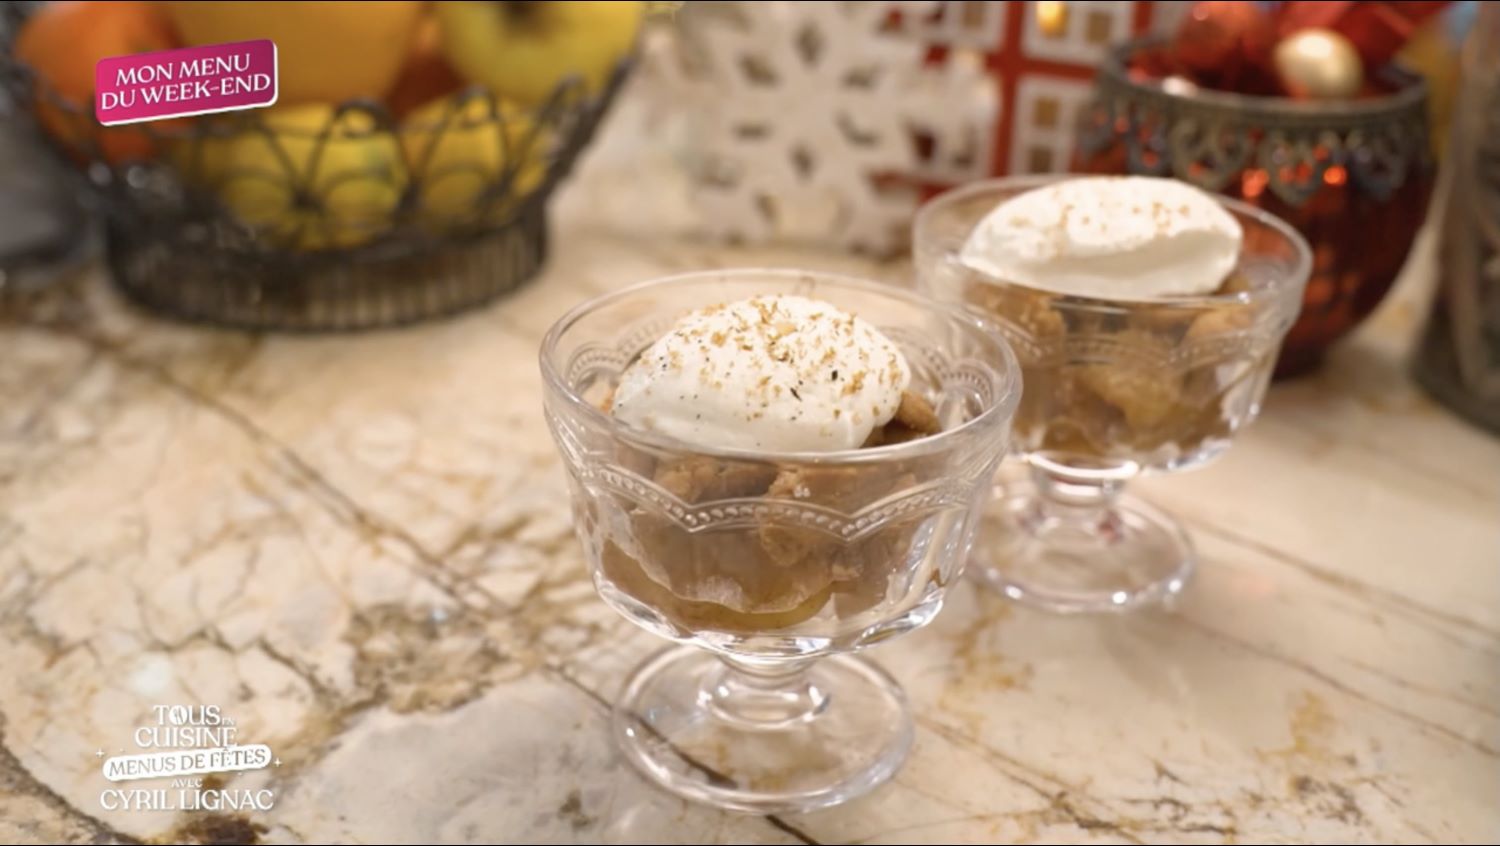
959, 176, 1243, 300
611, 294, 911, 452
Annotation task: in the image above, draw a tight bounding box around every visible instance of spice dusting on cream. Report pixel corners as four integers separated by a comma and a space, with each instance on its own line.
611, 294, 911, 451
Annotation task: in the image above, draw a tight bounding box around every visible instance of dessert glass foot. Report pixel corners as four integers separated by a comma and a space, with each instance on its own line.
969, 461, 1194, 614
614, 646, 911, 814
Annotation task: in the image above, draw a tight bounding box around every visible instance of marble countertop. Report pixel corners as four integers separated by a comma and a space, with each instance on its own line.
3, 160, 1499, 843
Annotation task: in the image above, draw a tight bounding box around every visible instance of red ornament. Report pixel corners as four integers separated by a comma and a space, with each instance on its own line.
1277, 1, 1450, 70
1171, 1, 1277, 92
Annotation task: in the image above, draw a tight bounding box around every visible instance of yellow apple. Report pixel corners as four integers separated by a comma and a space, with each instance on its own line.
434, 1, 643, 106
218, 105, 407, 250
401, 95, 550, 230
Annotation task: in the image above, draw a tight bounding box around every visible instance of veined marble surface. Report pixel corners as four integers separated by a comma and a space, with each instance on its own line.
2, 159, 1499, 845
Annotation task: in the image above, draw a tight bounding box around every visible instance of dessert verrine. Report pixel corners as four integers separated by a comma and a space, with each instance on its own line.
600, 294, 947, 636
942, 175, 1279, 469
541, 269, 1019, 813
913, 176, 1309, 613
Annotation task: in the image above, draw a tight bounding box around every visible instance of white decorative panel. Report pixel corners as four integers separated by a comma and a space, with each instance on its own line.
907, 50, 999, 183
1008, 75, 1093, 174
1021, 0, 1134, 65
906, 1, 1008, 50
659, 1, 998, 254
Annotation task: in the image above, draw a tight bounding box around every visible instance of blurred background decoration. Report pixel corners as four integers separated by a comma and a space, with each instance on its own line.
653, 1, 997, 255
1069, 1, 1466, 376
905, 0, 1166, 180
0, 1, 642, 330
1415, 1, 1500, 433
650, 0, 1169, 255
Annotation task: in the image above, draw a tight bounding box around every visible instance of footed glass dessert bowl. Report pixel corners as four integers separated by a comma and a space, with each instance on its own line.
541, 269, 1020, 812
915, 176, 1310, 614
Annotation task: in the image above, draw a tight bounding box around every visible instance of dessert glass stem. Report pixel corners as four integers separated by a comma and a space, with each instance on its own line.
704, 655, 828, 730
971, 451, 1194, 613
1024, 453, 1135, 536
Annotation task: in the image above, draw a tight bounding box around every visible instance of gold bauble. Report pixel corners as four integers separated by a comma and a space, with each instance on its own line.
1274, 29, 1364, 100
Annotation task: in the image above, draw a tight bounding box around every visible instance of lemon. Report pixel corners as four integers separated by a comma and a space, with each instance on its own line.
219, 105, 407, 250
400, 95, 550, 231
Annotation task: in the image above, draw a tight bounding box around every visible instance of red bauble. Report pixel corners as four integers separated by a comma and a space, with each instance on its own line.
1172, 1, 1277, 92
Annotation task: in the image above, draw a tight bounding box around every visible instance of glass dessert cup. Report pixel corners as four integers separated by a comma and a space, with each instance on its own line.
914, 176, 1310, 614
541, 269, 1020, 813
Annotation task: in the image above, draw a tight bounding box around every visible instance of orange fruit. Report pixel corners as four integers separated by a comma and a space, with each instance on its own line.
161, 1, 423, 105
14, 1, 180, 163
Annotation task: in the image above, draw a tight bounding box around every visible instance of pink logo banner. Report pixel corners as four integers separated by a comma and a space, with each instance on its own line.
95, 39, 277, 126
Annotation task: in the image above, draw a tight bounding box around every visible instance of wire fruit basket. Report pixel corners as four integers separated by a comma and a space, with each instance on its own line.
0, 5, 629, 331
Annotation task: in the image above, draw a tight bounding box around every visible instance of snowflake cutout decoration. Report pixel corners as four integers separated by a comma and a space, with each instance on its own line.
662, 1, 994, 255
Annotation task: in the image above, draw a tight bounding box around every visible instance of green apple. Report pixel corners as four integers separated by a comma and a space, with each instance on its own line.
434, 1, 643, 106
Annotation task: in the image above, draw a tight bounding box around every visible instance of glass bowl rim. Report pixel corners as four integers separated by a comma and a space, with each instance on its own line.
538, 267, 1023, 466
912, 174, 1313, 311
1103, 36, 1428, 121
